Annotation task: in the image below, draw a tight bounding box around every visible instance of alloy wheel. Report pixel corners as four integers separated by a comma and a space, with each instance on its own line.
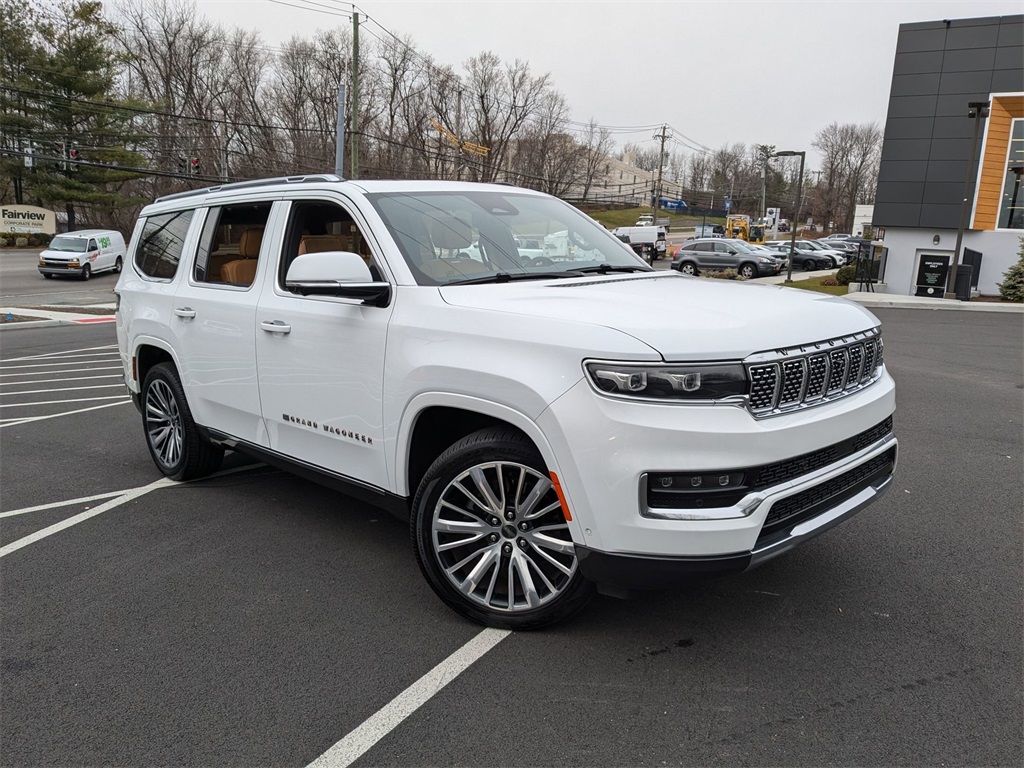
431, 461, 576, 613
145, 379, 183, 469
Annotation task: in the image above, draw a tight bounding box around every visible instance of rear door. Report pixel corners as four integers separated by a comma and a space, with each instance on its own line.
170, 198, 282, 446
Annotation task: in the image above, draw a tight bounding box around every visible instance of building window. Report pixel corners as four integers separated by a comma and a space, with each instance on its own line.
998, 119, 1024, 230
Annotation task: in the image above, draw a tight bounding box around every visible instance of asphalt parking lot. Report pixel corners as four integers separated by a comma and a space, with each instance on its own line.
1, 311, 1021, 767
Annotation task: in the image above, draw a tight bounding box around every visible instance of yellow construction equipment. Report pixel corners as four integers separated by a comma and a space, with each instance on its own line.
725, 214, 765, 244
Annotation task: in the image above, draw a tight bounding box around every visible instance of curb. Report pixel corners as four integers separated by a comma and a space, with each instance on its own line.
0, 319, 68, 331
844, 295, 1024, 313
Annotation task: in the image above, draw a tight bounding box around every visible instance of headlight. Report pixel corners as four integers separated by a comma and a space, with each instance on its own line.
585, 362, 747, 401
757, 257, 773, 264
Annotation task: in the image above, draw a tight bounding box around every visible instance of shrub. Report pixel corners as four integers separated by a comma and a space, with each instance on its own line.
835, 265, 857, 285
0, 235, 8, 248
820, 276, 841, 286
15, 236, 28, 247
996, 237, 1024, 302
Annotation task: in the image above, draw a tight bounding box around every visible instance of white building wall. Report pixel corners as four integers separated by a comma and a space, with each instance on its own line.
879, 227, 1021, 296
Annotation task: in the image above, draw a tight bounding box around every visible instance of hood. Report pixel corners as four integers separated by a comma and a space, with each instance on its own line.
39, 248, 82, 261
439, 272, 879, 361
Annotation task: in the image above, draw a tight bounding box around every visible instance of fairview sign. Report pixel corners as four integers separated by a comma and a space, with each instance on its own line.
1, 205, 56, 235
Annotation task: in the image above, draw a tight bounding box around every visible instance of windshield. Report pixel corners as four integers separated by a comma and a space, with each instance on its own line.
48, 236, 88, 253
367, 190, 651, 285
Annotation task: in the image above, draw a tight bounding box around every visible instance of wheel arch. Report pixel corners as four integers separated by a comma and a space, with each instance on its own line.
396, 394, 559, 499
132, 337, 182, 392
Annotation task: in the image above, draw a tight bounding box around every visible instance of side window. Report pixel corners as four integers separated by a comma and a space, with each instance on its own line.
87, 239, 98, 251
695, 242, 714, 252
193, 202, 273, 287
279, 200, 382, 288
135, 210, 194, 280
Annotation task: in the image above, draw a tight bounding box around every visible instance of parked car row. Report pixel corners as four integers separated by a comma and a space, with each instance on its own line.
763, 239, 848, 270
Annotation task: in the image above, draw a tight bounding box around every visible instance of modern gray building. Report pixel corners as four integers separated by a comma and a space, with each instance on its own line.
872, 14, 1023, 297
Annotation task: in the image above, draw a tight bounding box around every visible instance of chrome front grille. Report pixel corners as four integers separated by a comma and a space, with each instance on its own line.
745, 330, 883, 417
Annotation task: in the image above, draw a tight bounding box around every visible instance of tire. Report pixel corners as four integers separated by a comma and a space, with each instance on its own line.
678, 261, 697, 276
80, 264, 91, 281
113, 256, 123, 274
42, 273, 53, 279
411, 427, 594, 630
141, 362, 224, 481
739, 262, 757, 279
818, 259, 832, 270
802, 259, 816, 272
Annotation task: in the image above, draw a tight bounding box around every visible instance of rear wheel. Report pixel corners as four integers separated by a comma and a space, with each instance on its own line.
142, 362, 224, 481
411, 427, 593, 629
80, 264, 91, 281
678, 262, 697, 276
739, 262, 757, 279
113, 256, 123, 274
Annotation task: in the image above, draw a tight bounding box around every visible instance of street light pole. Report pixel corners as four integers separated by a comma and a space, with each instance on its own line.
948, 100, 989, 297
774, 150, 805, 283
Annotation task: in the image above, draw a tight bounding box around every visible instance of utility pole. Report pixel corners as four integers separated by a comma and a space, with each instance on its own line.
653, 125, 670, 215
335, 84, 346, 176
350, 11, 360, 180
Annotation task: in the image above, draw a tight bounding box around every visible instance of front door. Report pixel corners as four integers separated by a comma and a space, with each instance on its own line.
254, 196, 393, 490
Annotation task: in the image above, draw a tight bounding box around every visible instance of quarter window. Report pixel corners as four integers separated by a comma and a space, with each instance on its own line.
135, 210, 194, 280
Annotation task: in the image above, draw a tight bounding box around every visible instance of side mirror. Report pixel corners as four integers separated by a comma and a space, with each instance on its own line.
285, 251, 390, 307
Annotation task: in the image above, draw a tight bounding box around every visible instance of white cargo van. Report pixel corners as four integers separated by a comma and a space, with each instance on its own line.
38, 229, 127, 280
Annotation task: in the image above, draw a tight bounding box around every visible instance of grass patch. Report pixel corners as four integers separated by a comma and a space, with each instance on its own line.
580, 205, 725, 231
781, 277, 848, 296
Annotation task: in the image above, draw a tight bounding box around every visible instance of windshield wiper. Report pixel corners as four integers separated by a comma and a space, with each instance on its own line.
574, 264, 652, 274
447, 270, 584, 285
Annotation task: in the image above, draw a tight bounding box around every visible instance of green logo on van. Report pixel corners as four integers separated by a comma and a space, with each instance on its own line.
99, 236, 111, 248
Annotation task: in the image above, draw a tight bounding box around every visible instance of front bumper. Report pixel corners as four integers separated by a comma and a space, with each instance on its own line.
539, 371, 896, 577
38, 263, 83, 274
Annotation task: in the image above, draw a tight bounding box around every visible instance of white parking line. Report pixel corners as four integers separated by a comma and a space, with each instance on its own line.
0, 399, 132, 428
0, 374, 122, 386
0, 359, 120, 371
1, 383, 124, 396
0, 365, 123, 377
3, 344, 117, 362
0, 477, 175, 559
0, 395, 129, 408
0, 490, 128, 518
0, 351, 119, 364
306, 628, 511, 768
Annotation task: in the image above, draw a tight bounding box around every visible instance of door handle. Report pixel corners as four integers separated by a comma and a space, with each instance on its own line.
174, 307, 196, 319
260, 320, 292, 334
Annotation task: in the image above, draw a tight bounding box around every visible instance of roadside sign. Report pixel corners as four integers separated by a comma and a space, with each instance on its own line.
723, 197, 732, 211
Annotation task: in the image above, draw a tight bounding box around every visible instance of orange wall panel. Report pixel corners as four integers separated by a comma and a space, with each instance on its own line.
974, 95, 1024, 230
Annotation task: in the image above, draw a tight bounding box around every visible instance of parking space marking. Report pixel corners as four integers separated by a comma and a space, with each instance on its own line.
0, 463, 266, 556
0, 394, 129, 408
307, 628, 511, 768
0, 490, 128, 518
0, 477, 175, 559
0, 366, 123, 377
0, 374, 122, 385
3, 344, 117, 363
2, 383, 125, 396
0, 399, 132, 429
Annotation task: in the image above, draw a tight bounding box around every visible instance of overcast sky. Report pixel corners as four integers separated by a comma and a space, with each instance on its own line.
192, 0, 1023, 169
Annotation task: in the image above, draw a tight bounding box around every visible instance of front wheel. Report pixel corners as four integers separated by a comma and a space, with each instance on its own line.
411, 428, 594, 629
142, 362, 224, 481
80, 264, 91, 281
802, 259, 816, 272
739, 262, 757, 279
42, 273, 53, 279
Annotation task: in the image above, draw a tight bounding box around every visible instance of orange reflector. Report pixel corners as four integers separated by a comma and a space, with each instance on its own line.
549, 471, 572, 521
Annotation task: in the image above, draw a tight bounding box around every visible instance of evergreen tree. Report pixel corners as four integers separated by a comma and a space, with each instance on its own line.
19, 1, 148, 228
0, 0, 45, 204
996, 238, 1024, 303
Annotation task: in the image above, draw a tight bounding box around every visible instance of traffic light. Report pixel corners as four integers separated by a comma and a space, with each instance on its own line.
68, 148, 79, 171
190, 158, 200, 176
178, 156, 188, 173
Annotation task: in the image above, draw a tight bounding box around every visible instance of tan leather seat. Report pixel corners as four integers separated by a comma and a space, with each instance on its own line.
298, 234, 346, 255
420, 258, 488, 280
219, 227, 264, 286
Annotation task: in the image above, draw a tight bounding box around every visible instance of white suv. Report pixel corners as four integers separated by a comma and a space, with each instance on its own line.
115, 175, 897, 629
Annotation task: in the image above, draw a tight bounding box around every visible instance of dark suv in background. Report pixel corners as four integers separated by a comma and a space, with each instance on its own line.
672, 238, 781, 278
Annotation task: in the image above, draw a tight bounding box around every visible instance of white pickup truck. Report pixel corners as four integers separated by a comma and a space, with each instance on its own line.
115, 175, 897, 629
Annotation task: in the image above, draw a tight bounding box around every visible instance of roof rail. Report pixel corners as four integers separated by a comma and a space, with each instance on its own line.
155, 174, 344, 203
